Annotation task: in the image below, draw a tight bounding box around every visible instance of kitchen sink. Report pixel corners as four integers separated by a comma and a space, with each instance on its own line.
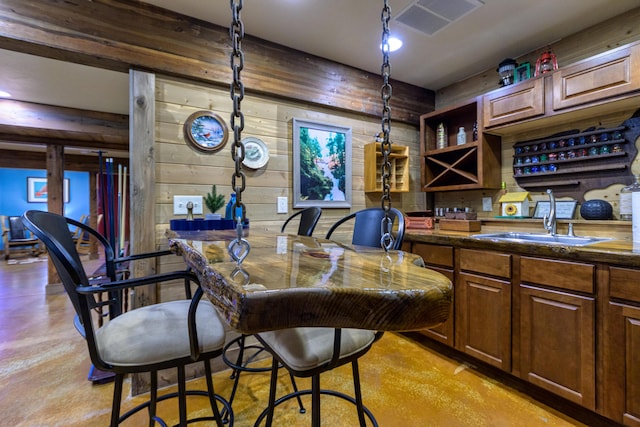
471, 232, 613, 246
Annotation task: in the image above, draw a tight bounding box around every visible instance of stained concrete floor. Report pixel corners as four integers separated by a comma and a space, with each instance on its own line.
0, 255, 586, 426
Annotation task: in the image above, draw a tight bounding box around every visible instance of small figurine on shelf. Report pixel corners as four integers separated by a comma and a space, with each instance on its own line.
472, 121, 478, 141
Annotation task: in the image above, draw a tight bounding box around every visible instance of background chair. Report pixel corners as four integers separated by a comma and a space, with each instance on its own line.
22, 210, 232, 427
2, 215, 41, 260
280, 207, 322, 236
254, 207, 406, 426
325, 207, 405, 250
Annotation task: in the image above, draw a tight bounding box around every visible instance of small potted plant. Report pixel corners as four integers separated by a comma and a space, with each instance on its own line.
204, 185, 225, 220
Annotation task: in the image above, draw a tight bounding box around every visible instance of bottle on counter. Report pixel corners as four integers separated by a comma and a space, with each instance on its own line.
457, 127, 466, 145
225, 193, 236, 220
619, 175, 640, 220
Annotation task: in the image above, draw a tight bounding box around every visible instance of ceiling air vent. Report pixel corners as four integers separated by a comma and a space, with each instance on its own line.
395, 0, 484, 36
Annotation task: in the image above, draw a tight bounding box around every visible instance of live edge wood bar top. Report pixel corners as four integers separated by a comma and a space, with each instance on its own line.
169, 232, 452, 335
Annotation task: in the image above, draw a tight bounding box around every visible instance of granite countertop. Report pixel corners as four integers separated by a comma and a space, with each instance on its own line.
405, 228, 639, 267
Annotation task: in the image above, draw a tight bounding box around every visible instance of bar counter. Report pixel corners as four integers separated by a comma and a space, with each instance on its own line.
169, 232, 452, 334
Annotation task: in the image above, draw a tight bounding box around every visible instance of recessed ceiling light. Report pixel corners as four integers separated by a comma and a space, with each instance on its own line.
0, 90, 11, 98
381, 36, 403, 53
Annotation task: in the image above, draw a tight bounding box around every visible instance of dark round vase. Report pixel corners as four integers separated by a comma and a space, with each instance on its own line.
580, 199, 612, 220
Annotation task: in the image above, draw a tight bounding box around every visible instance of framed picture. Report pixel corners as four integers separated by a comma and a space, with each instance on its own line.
533, 200, 577, 219
183, 110, 228, 153
27, 177, 70, 203
292, 118, 352, 208
514, 62, 531, 83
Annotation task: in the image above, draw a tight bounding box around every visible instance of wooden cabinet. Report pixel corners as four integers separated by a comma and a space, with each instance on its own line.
482, 76, 545, 128
412, 243, 455, 346
456, 248, 512, 370
419, 99, 501, 192
604, 266, 640, 425
518, 256, 596, 409
553, 42, 640, 111
363, 142, 409, 193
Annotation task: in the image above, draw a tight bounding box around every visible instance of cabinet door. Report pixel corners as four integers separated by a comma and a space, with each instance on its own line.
606, 302, 640, 426
520, 285, 595, 409
412, 243, 455, 346
553, 43, 640, 110
482, 77, 545, 127
457, 271, 511, 371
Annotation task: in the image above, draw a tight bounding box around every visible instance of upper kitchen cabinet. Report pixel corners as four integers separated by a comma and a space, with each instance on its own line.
420, 99, 502, 192
553, 42, 640, 110
483, 76, 545, 128
483, 41, 640, 135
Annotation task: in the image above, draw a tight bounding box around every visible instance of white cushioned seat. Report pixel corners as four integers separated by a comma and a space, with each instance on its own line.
96, 299, 226, 366
257, 327, 376, 372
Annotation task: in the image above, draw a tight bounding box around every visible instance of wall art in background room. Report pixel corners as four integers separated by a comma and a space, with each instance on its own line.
183, 110, 229, 153
292, 118, 352, 208
27, 177, 70, 203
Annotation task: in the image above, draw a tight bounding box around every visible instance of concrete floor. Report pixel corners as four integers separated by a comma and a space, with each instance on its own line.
0, 254, 586, 426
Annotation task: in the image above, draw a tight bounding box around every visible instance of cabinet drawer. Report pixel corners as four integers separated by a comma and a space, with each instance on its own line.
520, 256, 594, 294
482, 77, 545, 127
412, 243, 453, 268
610, 266, 640, 303
459, 248, 511, 279
553, 43, 640, 110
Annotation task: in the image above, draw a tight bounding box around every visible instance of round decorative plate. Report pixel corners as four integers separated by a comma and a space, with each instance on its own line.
242, 137, 270, 169
183, 110, 228, 153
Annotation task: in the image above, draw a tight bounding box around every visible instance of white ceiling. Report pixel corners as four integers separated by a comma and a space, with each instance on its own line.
0, 0, 639, 115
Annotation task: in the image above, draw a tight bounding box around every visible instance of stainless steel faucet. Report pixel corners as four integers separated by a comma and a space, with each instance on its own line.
543, 188, 556, 235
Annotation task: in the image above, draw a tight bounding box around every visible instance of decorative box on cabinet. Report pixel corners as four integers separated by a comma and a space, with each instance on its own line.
553, 42, 640, 111
482, 76, 545, 128
364, 142, 409, 193
604, 266, 640, 425
519, 256, 596, 409
457, 248, 512, 371
411, 243, 455, 347
420, 99, 501, 192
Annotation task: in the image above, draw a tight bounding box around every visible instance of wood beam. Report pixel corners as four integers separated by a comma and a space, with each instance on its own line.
0, 0, 434, 124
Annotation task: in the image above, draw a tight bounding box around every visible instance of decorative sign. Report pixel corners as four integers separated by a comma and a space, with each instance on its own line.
533, 200, 577, 219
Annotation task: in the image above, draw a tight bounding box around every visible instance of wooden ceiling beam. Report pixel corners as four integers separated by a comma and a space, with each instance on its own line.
0, 0, 434, 124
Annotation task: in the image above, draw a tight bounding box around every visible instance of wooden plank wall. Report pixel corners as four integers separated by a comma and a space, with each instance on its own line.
155, 76, 425, 300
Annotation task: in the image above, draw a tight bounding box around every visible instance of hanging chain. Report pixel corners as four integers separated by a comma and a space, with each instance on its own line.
380, 0, 394, 251
229, 0, 249, 264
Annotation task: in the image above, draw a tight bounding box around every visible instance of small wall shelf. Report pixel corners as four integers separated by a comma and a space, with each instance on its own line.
364, 142, 409, 193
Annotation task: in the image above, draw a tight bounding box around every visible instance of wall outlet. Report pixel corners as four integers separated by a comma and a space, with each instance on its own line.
277, 196, 288, 214
482, 197, 493, 212
173, 195, 203, 215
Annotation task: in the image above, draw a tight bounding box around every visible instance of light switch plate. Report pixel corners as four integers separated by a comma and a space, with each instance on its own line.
174, 195, 203, 215
277, 197, 288, 214
482, 197, 493, 211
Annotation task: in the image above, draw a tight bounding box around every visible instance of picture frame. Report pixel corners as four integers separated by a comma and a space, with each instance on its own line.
292, 118, 352, 208
27, 177, 70, 203
514, 62, 531, 83
533, 200, 577, 219
183, 110, 229, 153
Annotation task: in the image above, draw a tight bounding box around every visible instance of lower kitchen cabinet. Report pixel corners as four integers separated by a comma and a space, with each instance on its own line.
412, 242, 455, 346
604, 266, 640, 425
457, 248, 512, 371
519, 256, 596, 409
519, 284, 595, 409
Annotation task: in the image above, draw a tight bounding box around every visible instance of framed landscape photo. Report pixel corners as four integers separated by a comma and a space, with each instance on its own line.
27, 177, 70, 203
292, 118, 352, 208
